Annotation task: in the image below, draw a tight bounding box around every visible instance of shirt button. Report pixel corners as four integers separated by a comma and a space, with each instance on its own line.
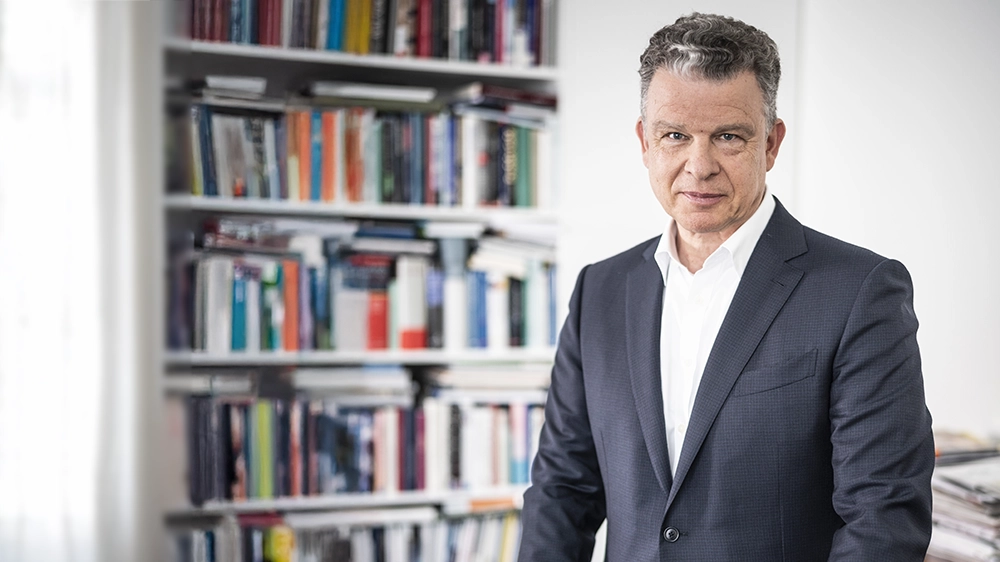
663, 527, 680, 542
677, 422, 687, 434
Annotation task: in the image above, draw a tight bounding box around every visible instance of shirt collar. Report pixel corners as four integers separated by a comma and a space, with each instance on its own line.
653, 192, 775, 285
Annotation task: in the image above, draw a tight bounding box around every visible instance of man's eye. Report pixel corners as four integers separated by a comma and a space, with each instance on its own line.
664, 132, 685, 141
719, 133, 739, 142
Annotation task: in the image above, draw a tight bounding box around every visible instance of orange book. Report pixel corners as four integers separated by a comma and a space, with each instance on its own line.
321, 111, 336, 202
282, 259, 300, 351
345, 107, 364, 202
297, 111, 311, 201
367, 291, 388, 349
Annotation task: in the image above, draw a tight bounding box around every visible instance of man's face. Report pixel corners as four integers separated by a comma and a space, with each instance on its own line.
636, 69, 785, 239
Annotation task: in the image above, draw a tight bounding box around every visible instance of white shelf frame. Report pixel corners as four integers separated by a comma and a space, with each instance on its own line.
165, 348, 556, 367
165, 486, 528, 518
164, 194, 558, 223
165, 38, 559, 83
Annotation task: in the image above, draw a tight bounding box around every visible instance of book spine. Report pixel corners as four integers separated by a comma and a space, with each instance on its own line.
282, 259, 300, 351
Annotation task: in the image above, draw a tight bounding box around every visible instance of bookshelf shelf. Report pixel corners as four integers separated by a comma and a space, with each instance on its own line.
164, 194, 558, 223
164, 348, 557, 367
165, 38, 559, 84
165, 486, 528, 519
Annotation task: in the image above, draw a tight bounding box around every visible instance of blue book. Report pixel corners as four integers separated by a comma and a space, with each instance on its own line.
274, 117, 288, 200
195, 106, 218, 196
410, 113, 424, 205
246, 0, 257, 44
311, 110, 323, 201
231, 265, 248, 350
230, 0, 243, 43
327, 0, 345, 51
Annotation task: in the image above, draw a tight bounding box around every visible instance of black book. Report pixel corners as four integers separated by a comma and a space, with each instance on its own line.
484, 120, 500, 204
426, 267, 444, 348
370, 0, 389, 54
509, 276, 524, 346
449, 404, 462, 488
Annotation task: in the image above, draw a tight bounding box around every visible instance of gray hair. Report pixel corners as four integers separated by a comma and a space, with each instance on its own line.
638, 13, 781, 128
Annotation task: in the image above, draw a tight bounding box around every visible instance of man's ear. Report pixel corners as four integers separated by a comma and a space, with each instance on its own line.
636, 117, 650, 167
765, 119, 786, 171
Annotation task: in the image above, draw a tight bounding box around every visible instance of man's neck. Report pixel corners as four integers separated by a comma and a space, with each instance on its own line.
675, 230, 726, 274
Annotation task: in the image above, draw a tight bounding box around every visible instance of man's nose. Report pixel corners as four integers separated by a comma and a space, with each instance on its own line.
683, 139, 721, 179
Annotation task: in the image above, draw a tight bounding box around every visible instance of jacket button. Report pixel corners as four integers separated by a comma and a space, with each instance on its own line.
663, 527, 680, 542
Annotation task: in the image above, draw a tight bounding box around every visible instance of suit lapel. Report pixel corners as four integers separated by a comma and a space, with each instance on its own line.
626, 240, 673, 494
666, 199, 808, 509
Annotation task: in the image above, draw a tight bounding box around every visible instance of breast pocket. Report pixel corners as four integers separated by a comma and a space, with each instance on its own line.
731, 348, 818, 397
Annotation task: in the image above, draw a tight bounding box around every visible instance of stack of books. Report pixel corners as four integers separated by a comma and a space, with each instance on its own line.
928, 453, 1000, 562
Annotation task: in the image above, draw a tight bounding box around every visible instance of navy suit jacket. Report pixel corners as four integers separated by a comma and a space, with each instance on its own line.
519, 198, 934, 561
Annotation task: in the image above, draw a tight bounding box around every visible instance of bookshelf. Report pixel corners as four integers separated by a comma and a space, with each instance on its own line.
162, 1, 559, 561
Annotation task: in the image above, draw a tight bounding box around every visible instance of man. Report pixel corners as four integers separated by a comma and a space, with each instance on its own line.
518, 12, 934, 561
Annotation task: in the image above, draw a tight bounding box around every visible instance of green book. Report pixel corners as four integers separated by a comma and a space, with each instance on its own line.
516, 126, 531, 207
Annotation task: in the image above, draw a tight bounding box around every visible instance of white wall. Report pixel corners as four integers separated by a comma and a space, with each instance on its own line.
557, 0, 1000, 435
794, 0, 1000, 434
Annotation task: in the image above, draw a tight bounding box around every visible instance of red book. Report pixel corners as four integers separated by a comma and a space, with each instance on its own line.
289, 400, 302, 496
416, 0, 432, 57
321, 111, 337, 202
282, 260, 300, 351
494, 0, 505, 63
414, 408, 426, 490
367, 291, 389, 349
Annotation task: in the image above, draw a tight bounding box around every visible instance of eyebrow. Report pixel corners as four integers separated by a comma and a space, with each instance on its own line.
648, 121, 757, 137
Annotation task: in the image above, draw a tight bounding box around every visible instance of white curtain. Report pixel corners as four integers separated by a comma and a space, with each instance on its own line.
0, 2, 160, 561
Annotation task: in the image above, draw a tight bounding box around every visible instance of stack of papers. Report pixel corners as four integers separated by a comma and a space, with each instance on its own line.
928, 456, 1000, 561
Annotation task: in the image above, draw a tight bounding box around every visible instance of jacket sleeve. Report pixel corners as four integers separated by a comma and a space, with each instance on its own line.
828, 259, 935, 560
518, 265, 607, 562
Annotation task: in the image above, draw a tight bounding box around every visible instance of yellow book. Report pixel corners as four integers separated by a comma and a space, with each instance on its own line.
357, 0, 372, 55
256, 400, 274, 499
264, 525, 295, 562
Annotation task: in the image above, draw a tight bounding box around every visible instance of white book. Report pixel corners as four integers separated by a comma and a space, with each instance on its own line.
396, 255, 429, 348
310, 81, 437, 103
494, 407, 510, 486
443, 275, 468, 351
334, 287, 368, 351
240, 119, 259, 198
422, 396, 444, 492
263, 118, 280, 200
363, 115, 381, 204
485, 270, 510, 350
525, 258, 548, 349
508, 401, 529, 484
465, 405, 494, 489
281, 0, 294, 48
315, 0, 330, 49
534, 127, 554, 210
461, 114, 482, 208
382, 406, 401, 493
205, 256, 234, 353
210, 114, 233, 197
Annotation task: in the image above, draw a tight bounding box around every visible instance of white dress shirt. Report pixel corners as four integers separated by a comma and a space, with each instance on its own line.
653, 194, 775, 476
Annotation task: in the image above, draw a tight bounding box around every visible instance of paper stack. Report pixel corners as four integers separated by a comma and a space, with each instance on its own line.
928, 456, 1000, 562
